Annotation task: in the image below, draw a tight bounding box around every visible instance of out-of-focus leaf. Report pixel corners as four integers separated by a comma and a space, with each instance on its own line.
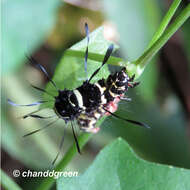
138, 58, 158, 102
2, 74, 61, 169
2, 115, 58, 169
1, 169, 22, 190
2, 0, 60, 73
182, 20, 190, 62
103, 0, 160, 61
57, 138, 190, 190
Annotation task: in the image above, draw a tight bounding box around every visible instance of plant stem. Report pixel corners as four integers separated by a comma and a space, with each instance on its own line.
135, 3, 190, 68
1, 169, 22, 190
38, 133, 92, 190
148, 0, 182, 48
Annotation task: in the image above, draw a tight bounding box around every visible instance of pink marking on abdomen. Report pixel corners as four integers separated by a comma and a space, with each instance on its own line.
104, 94, 124, 115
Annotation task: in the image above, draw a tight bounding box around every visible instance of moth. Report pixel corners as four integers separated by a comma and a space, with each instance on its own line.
8, 23, 149, 165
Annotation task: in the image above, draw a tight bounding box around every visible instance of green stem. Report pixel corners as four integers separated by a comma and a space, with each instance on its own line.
38, 133, 92, 190
135, 3, 190, 68
1, 169, 22, 190
148, 0, 182, 48
65, 49, 124, 66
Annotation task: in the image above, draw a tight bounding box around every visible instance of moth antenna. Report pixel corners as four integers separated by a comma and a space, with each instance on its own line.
84, 23, 89, 80
71, 121, 81, 154
128, 81, 140, 88
23, 115, 56, 119
26, 55, 59, 91
120, 97, 132, 102
23, 118, 59, 137
129, 74, 135, 82
88, 44, 114, 82
30, 84, 55, 98
51, 127, 66, 166
18, 109, 44, 119
103, 108, 150, 129
7, 99, 48, 107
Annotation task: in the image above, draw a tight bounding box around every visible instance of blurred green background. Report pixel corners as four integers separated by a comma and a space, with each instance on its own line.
2, 0, 190, 189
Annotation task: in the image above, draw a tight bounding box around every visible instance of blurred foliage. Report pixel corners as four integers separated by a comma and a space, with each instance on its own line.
2, 0, 190, 190
2, 74, 61, 168
1, 169, 22, 190
103, 0, 160, 61
182, 20, 190, 63
47, 3, 104, 50
2, 0, 60, 73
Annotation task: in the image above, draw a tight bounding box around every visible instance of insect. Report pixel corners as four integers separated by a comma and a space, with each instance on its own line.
8, 23, 149, 165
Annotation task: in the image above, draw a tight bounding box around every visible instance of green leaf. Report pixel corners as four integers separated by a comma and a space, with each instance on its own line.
70, 27, 119, 53
57, 138, 190, 190
45, 26, 119, 96
2, 0, 60, 73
